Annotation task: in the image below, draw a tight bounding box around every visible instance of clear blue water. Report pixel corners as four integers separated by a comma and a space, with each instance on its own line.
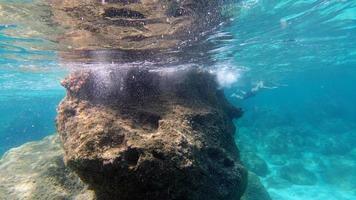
218, 0, 356, 199
1, 0, 356, 199
0, 23, 65, 154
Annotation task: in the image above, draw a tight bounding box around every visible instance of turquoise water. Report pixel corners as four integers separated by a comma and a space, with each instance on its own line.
0, 24, 64, 154
219, 0, 356, 199
1, 0, 356, 199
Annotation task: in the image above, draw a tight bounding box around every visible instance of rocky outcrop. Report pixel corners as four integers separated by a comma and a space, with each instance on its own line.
56, 67, 247, 200
52, 1, 250, 200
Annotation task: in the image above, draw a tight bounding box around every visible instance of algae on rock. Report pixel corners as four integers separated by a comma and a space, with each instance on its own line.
56, 67, 247, 200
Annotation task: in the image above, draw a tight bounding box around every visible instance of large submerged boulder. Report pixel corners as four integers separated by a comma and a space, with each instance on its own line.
56, 67, 247, 200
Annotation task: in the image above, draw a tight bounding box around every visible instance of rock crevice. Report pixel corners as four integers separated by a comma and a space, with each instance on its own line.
57, 67, 247, 200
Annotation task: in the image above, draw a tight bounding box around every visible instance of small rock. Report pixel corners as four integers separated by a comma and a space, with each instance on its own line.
279, 163, 318, 185
320, 155, 356, 191
241, 152, 269, 177
0, 135, 93, 199
265, 176, 292, 189
269, 154, 288, 166
241, 172, 272, 200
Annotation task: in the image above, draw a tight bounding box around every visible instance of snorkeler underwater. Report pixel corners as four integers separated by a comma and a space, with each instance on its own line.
0, 0, 355, 200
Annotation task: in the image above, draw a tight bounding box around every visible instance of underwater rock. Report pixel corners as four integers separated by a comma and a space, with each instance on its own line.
240, 151, 269, 177
57, 67, 247, 200
241, 172, 272, 200
268, 154, 288, 166
264, 127, 310, 159
0, 135, 94, 200
264, 176, 292, 190
265, 128, 294, 155
279, 163, 317, 185
320, 155, 356, 191
319, 131, 355, 155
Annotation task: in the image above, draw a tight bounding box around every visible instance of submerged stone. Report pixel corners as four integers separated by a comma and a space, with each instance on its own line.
279, 163, 318, 185
0, 135, 93, 200
320, 155, 356, 191
269, 154, 288, 166
265, 176, 292, 190
240, 151, 269, 177
56, 68, 247, 200
46, 0, 253, 199
241, 172, 272, 200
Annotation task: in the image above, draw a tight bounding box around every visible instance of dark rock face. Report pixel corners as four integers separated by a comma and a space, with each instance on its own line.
57, 67, 247, 200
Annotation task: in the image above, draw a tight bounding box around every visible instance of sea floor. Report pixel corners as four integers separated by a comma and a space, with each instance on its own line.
236, 122, 356, 200
232, 80, 356, 200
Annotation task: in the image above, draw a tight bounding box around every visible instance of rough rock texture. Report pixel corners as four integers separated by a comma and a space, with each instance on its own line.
0, 135, 94, 200
1, 136, 271, 200
241, 151, 269, 177
51, 1, 249, 199
241, 172, 272, 200
49, 0, 225, 51
56, 67, 247, 200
